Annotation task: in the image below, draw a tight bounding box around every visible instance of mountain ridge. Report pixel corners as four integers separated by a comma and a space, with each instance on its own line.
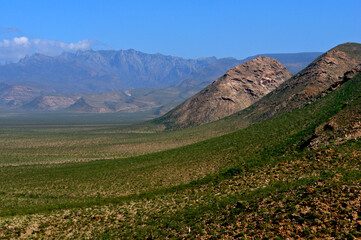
238, 42, 361, 123
154, 42, 361, 130
0, 49, 228, 93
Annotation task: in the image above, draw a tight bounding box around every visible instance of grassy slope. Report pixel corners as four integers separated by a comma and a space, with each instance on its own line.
1, 140, 360, 238
0, 72, 360, 238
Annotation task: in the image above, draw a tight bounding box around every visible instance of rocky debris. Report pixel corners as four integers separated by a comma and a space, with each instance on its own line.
227, 182, 361, 239
158, 56, 292, 128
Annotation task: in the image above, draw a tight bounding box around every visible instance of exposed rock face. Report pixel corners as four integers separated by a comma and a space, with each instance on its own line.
280, 50, 358, 106
242, 43, 361, 122
158, 56, 292, 128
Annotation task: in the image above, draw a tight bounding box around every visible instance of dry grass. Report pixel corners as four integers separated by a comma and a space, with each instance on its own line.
0, 124, 233, 165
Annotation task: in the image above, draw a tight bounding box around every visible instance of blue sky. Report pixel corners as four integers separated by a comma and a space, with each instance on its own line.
0, 0, 360, 62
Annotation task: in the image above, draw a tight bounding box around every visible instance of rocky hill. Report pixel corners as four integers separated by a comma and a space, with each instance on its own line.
0, 83, 46, 108
237, 42, 361, 124
66, 97, 104, 113
157, 56, 292, 128
19, 87, 199, 114
23, 95, 80, 111
153, 43, 361, 130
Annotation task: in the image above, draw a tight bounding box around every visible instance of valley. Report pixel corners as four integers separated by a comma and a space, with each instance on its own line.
1, 0, 360, 238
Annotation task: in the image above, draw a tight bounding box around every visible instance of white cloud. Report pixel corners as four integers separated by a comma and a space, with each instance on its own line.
0, 37, 99, 63
13, 36, 29, 46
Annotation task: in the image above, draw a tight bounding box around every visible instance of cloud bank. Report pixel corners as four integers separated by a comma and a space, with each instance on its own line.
0, 37, 99, 63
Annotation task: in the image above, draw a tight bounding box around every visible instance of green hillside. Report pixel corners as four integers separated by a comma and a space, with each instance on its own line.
1, 65, 360, 238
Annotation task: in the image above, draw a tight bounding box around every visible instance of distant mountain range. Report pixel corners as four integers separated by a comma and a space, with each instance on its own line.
0, 49, 321, 93
0, 50, 227, 93
0, 49, 322, 113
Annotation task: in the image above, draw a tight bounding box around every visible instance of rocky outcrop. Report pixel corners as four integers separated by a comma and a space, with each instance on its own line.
157, 56, 292, 128
304, 66, 361, 149
241, 43, 361, 122
308, 112, 361, 150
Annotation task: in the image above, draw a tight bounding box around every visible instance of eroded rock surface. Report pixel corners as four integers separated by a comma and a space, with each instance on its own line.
159, 56, 292, 128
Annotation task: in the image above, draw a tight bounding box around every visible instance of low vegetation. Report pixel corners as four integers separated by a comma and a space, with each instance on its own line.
0, 70, 360, 238
0, 117, 245, 166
